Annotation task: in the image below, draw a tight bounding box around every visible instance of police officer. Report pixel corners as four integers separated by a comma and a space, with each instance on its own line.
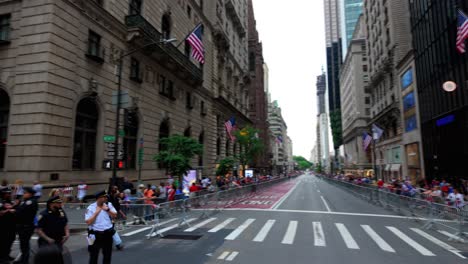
85, 190, 117, 264
0, 187, 16, 263
14, 187, 38, 264
36, 196, 69, 249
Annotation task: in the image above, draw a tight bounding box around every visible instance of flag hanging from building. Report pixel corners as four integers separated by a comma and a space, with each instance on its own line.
362, 132, 372, 151
372, 124, 384, 140
275, 135, 283, 144
187, 23, 205, 64
457, 9, 468, 53
225, 117, 236, 141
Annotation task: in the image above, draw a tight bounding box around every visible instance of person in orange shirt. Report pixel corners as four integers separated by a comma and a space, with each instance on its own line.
143, 185, 154, 220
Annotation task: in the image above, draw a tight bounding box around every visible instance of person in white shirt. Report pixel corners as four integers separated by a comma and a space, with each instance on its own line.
448, 188, 465, 208
77, 181, 88, 203
85, 190, 117, 264
33, 181, 43, 200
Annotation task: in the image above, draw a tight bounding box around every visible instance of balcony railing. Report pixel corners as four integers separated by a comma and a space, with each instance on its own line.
125, 14, 203, 84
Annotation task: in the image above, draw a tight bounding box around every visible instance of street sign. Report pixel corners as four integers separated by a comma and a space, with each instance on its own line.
118, 129, 125, 137
138, 148, 144, 166
111, 90, 130, 109
103, 135, 115, 142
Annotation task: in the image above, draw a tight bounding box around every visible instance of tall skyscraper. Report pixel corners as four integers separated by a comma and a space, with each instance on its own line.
340, 0, 364, 57
316, 73, 330, 171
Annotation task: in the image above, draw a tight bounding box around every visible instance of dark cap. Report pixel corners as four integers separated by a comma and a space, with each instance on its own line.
23, 187, 36, 195
95, 190, 108, 199
47, 196, 63, 203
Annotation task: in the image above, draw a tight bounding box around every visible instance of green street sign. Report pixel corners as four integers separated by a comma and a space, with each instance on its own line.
118, 129, 125, 137
103, 135, 115, 142
138, 148, 144, 166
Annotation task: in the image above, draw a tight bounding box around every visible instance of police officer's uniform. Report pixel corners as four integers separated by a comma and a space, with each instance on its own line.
85, 190, 116, 264
14, 187, 38, 264
37, 196, 68, 248
0, 188, 16, 263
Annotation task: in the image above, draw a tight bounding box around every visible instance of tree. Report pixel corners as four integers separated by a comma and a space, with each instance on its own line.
216, 157, 235, 176
315, 162, 323, 173
293, 156, 313, 170
153, 134, 203, 185
233, 126, 263, 176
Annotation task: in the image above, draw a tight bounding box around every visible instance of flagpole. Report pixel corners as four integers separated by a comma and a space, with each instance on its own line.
176, 23, 202, 48
372, 137, 378, 181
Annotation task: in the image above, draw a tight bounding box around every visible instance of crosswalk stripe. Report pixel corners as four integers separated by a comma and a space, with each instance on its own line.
361, 225, 395, 253
122, 218, 178, 237
218, 251, 230, 260
226, 251, 239, 261
184, 218, 217, 232
147, 218, 197, 237
208, 218, 236, 233
335, 223, 359, 249
313, 222, 326, 247
386, 226, 435, 256
253, 220, 276, 242
281, 221, 298, 244
225, 218, 255, 240
438, 230, 465, 242
411, 228, 466, 259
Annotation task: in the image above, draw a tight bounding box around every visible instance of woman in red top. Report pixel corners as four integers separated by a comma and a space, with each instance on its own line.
168, 184, 176, 202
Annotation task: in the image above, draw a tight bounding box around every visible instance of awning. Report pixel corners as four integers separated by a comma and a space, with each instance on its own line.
391, 164, 401, 172
385, 164, 391, 171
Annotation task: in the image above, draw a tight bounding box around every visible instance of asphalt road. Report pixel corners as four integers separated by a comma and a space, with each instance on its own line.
20, 174, 468, 264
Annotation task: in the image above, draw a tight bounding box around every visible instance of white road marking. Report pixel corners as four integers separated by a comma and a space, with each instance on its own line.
253, 220, 276, 242
335, 223, 359, 249
122, 218, 178, 237
320, 196, 332, 212
147, 218, 197, 237
281, 221, 298, 244
184, 218, 217, 232
271, 180, 301, 209
438, 230, 465, 242
313, 222, 326, 247
218, 251, 230, 260
386, 226, 435, 256
361, 225, 395, 253
412, 228, 466, 259
317, 189, 321, 193
226, 251, 239, 261
208, 218, 235, 233
225, 218, 255, 240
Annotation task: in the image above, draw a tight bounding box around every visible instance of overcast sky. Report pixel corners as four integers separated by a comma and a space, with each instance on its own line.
252, 1, 326, 159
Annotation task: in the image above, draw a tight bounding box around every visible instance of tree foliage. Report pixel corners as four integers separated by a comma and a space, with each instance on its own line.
216, 157, 235, 176
315, 161, 323, 173
329, 109, 343, 150
233, 126, 263, 173
153, 135, 203, 183
293, 156, 313, 170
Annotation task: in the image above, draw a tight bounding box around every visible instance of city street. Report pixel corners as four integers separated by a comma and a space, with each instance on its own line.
35, 174, 468, 263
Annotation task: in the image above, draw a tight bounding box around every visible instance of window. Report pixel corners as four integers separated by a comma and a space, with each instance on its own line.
86, 30, 104, 63
162, 14, 171, 40
129, 0, 142, 15
200, 100, 207, 116
199, 0, 203, 11
185, 40, 191, 57
130, 58, 142, 82
73, 98, 98, 170
198, 132, 204, 166
365, 97, 370, 104
0, 89, 9, 169
158, 119, 170, 168
225, 140, 230, 156
363, 65, 368, 72
365, 108, 370, 116
0, 14, 11, 42
184, 126, 191, 137
187, 5, 192, 18
216, 137, 221, 156
249, 52, 255, 71
123, 109, 138, 169
186, 92, 193, 109
158, 75, 174, 99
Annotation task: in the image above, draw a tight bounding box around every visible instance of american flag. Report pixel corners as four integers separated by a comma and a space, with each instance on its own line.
362, 132, 372, 151
187, 23, 205, 64
457, 9, 468, 53
225, 117, 236, 141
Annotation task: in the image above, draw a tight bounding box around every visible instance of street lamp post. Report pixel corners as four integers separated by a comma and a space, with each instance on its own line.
111, 38, 176, 188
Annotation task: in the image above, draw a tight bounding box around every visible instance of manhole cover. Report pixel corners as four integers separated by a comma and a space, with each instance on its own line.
161, 233, 203, 240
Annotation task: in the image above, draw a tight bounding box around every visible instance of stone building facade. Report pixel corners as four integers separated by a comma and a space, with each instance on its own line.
0, 0, 251, 186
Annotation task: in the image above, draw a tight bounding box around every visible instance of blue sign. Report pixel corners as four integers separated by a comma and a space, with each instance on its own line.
401, 68, 413, 90
405, 115, 417, 132
403, 92, 415, 112
436, 114, 455, 127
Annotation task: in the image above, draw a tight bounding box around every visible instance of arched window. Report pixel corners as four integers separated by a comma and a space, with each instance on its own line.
124, 109, 138, 169
158, 119, 170, 168
198, 131, 204, 166
162, 14, 171, 40
129, 0, 142, 15
233, 142, 238, 156
184, 126, 191, 138
73, 98, 98, 170
0, 89, 9, 169
225, 140, 230, 157
216, 137, 221, 156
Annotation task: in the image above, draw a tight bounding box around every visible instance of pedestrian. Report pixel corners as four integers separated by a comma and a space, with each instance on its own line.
158, 182, 167, 202
14, 187, 38, 264
49, 188, 61, 198
36, 196, 69, 250
108, 186, 124, 250
77, 180, 88, 204
33, 181, 43, 201
85, 190, 117, 264
62, 184, 74, 203
0, 187, 16, 263
13, 179, 24, 201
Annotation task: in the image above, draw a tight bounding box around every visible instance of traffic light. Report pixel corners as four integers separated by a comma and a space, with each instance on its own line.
118, 160, 125, 169
103, 160, 113, 170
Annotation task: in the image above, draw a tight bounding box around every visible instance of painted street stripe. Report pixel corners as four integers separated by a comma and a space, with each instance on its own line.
253, 219, 276, 242
208, 218, 235, 233
313, 222, 326, 247
218, 251, 230, 260
438, 230, 465, 242
386, 226, 435, 256
320, 196, 332, 212
147, 218, 197, 237
226, 251, 239, 261
361, 225, 395, 253
225, 218, 255, 240
184, 218, 217, 232
122, 218, 178, 237
271, 180, 300, 209
411, 228, 466, 259
335, 223, 359, 249
281, 221, 298, 244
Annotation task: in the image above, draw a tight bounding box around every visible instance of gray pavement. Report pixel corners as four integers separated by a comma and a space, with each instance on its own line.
35, 174, 468, 263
